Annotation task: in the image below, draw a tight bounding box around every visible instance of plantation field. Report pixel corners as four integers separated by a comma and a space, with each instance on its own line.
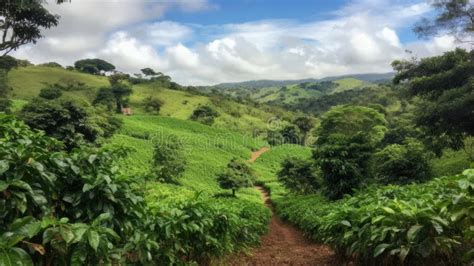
108, 115, 267, 203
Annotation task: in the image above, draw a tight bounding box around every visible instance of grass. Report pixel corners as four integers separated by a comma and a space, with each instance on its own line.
330, 78, 366, 93
250, 144, 312, 198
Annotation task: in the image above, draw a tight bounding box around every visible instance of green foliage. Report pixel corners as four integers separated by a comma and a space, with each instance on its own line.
0, 117, 143, 263
374, 140, 432, 185
314, 105, 387, 199
142, 96, 163, 114
111, 82, 133, 113
217, 159, 255, 196
277, 157, 320, 194
413, 0, 473, 41
93, 87, 115, 111
38, 86, 62, 99
152, 135, 186, 183
314, 134, 375, 199
0, 55, 18, 72
0, 117, 271, 264
316, 105, 387, 144
0, 1, 59, 55
38, 62, 63, 68
0, 70, 11, 113
392, 48, 474, 155
19, 99, 121, 150
190, 105, 219, 125
275, 169, 474, 265
74, 58, 116, 75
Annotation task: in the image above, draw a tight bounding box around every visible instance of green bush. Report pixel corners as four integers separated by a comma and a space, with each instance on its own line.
277, 157, 320, 194
374, 140, 431, 184
275, 169, 474, 265
151, 135, 186, 183
39, 86, 63, 99
0, 117, 272, 264
217, 159, 255, 196
19, 99, 121, 150
143, 96, 163, 114
314, 134, 374, 199
190, 105, 219, 125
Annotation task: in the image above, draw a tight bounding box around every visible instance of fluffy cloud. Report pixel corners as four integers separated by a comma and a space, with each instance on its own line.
12, 0, 465, 85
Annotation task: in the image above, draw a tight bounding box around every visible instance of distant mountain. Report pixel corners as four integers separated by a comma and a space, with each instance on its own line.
213, 72, 394, 90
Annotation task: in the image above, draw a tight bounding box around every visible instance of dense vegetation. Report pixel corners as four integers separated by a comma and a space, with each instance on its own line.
1, 0, 472, 264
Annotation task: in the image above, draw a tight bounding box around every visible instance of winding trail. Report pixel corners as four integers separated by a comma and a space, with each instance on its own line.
227, 148, 336, 265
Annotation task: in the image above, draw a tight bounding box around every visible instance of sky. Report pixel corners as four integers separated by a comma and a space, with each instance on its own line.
12, 0, 463, 85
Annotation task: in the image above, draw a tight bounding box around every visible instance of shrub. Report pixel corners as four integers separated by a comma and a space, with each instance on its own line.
19, 99, 121, 150
276, 169, 474, 265
39, 62, 63, 68
374, 140, 431, 184
151, 135, 186, 183
143, 96, 163, 114
39, 86, 62, 99
0, 117, 272, 264
314, 134, 374, 200
277, 157, 320, 194
190, 105, 219, 125
0, 117, 145, 264
217, 159, 255, 196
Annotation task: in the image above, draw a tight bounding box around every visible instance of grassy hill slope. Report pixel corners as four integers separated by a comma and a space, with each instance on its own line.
218, 77, 372, 106
7, 66, 285, 135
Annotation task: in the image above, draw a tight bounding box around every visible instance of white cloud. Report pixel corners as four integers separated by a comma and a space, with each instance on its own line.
12, 0, 465, 85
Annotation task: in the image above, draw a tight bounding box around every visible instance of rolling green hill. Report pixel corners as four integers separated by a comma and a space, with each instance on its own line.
7, 66, 285, 135
216, 77, 373, 106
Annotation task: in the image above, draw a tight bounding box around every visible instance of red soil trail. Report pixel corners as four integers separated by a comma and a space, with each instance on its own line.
248, 147, 270, 163
226, 147, 336, 265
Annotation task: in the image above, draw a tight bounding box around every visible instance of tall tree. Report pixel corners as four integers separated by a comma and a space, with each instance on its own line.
392, 48, 474, 154
74, 58, 116, 75
0, 0, 59, 55
413, 0, 473, 43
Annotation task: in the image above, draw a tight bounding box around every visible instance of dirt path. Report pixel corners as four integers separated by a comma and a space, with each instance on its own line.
226, 148, 336, 265
248, 147, 270, 163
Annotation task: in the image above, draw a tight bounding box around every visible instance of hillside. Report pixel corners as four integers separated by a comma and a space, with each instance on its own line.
212, 72, 394, 90
214, 77, 373, 106
7, 66, 287, 135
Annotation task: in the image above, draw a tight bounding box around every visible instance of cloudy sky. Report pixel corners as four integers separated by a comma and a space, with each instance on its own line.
12, 0, 462, 85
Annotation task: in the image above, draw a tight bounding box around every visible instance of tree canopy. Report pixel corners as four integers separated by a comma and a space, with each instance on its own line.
413, 0, 473, 43
74, 58, 116, 75
0, 0, 59, 55
392, 48, 474, 154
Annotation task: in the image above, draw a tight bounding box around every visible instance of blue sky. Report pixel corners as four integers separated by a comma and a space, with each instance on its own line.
14, 0, 459, 85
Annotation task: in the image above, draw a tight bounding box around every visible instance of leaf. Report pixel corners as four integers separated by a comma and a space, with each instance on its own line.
399, 246, 410, 263
88, 155, 97, 164
87, 230, 100, 251
0, 181, 8, 191
407, 224, 423, 241
70, 245, 87, 266
0, 160, 9, 175
374, 243, 391, 257
371, 215, 385, 224
93, 213, 111, 226
0, 248, 34, 266
340, 220, 351, 227
60, 226, 75, 244
382, 207, 395, 214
